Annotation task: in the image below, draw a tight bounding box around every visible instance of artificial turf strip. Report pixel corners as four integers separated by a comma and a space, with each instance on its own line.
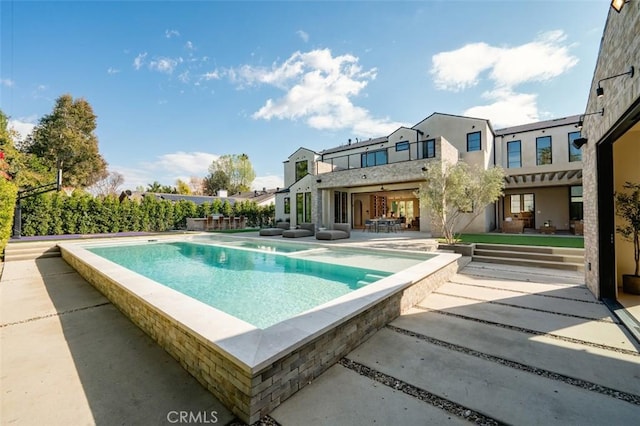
452, 233, 584, 248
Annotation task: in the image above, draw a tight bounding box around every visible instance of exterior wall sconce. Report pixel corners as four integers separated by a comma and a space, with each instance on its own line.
421, 166, 428, 172
596, 66, 634, 97
611, 0, 630, 12
361, 174, 367, 179
316, 178, 322, 183
577, 108, 604, 129
572, 138, 588, 149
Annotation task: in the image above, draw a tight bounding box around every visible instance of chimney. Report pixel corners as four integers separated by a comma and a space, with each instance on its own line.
218, 189, 228, 198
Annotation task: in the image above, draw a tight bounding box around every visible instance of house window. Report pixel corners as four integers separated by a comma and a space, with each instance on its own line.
536, 136, 552, 165
570, 185, 583, 220
507, 140, 521, 168
568, 131, 582, 162
395, 141, 409, 152
296, 192, 312, 223
421, 139, 436, 159
284, 197, 290, 214
361, 149, 388, 167
334, 191, 348, 223
295, 160, 308, 181
467, 131, 481, 152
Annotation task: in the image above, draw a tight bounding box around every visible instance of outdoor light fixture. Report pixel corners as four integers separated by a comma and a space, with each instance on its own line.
577, 108, 604, 129
421, 166, 428, 172
611, 0, 630, 12
572, 137, 588, 150
596, 66, 634, 97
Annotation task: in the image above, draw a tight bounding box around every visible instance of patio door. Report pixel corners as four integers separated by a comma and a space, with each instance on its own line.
506, 193, 535, 228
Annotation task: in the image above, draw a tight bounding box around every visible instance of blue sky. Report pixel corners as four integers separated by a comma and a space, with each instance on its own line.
1, 1, 609, 191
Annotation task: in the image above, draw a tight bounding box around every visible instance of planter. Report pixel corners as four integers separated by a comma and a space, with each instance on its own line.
622, 274, 640, 295
438, 243, 475, 257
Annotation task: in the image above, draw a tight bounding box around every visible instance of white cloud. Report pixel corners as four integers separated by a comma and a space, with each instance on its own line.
297, 30, 309, 43
178, 71, 190, 83
463, 89, 540, 128
1, 78, 14, 87
431, 30, 578, 127
111, 151, 284, 192
133, 52, 147, 70
8, 118, 37, 142
185, 41, 195, 50
107, 67, 120, 75
149, 57, 179, 74
202, 70, 221, 80
231, 48, 405, 137
431, 30, 578, 91
165, 29, 180, 38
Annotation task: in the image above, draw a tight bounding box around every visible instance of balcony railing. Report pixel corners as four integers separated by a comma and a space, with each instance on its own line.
317, 140, 433, 175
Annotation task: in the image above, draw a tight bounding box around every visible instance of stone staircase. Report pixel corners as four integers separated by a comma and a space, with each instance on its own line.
3, 240, 62, 262
472, 243, 585, 271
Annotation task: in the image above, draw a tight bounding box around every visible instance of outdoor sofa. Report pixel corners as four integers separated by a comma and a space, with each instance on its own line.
282, 223, 315, 238
259, 222, 290, 236
315, 223, 351, 240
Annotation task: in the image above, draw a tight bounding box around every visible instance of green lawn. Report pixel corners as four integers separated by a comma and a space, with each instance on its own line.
451, 233, 584, 248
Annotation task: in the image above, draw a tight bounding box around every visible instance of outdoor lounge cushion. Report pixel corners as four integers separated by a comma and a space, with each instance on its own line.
316, 223, 351, 240
259, 222, 290, 236
282, 223, 315, 238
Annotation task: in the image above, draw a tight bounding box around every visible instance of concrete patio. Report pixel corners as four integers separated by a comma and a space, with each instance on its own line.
1, 235, 639, 425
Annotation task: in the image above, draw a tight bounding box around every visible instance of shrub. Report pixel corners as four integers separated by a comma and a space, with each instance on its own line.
0, 179, 17, 255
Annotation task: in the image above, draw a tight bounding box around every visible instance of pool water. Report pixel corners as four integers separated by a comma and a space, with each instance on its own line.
88, 241, 393, 328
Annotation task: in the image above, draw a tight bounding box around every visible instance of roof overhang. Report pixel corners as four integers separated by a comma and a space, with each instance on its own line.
503, 169, 582, 189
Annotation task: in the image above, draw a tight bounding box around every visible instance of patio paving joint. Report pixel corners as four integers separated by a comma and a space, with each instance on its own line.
0, 301, 111, 328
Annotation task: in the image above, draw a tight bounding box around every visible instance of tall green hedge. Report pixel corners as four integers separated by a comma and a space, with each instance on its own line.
0, 179, 18, 254
17, 192, 275, 237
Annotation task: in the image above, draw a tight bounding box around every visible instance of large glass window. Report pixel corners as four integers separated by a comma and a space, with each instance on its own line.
296, 192, 312, 223
570, 186, 583, 220
421, 139, 435, 159
536, 136, 552, 165
395, 141, 409, 152
467, 131, 481, 152
334, 191, 348, 223
284, 197, 290, 214
507, 140, 521, 168
295, 160, 308, 181
568, 131, 582, 162
361, 149, 388, 167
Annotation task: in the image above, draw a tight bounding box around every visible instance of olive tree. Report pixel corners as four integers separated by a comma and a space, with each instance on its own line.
416, 160, 505, 244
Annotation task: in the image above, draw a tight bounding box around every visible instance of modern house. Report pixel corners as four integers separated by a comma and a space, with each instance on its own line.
579, 2, 639, 309
275, 112, 583, 237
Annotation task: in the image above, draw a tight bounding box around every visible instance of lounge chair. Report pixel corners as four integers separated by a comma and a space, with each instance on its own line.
282, 223, 315, 238
316, 223, 351, 240
259, 222, 290, 236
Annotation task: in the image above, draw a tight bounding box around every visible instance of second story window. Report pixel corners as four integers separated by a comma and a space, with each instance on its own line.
395, 141, 409, 151
467, 131, 481, 152
295, 160, 308, 181
362, 149, 388, 167
568, 131, 582, 162
422, 139, 436, 159
507, 140, 521, 168
536, 136, 552, 165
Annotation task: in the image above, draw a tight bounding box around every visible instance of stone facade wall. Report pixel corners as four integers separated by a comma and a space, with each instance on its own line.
61, 246, 460, 423
581, 5, 640, 297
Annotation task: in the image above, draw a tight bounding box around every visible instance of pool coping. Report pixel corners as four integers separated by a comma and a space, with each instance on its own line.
59, 234, 461, 422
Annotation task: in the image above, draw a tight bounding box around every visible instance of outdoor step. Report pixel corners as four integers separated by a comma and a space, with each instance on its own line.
3, 242, 61, 262
473, 248, 583, 264
471, 255, 584, 272
473, 243, 584, 257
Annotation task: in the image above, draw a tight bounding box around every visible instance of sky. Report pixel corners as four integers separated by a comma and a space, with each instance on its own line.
0, 0, 610, 191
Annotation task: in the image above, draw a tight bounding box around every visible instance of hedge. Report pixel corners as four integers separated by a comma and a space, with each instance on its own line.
0, 179, 18, 254
17, 192, 276, 237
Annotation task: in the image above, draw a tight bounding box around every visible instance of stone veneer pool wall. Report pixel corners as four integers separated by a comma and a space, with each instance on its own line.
60, 240, 461, 423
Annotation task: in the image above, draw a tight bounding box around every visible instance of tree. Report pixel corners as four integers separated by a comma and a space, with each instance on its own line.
416, 160, 505, 244
188, 176, 203, 195
89, 171, 125, 197
207, 153, 256, 194
175, 179, 191, 195
203, 169, 230, 195
23, 94, 108, 188
146, 181, 177, 194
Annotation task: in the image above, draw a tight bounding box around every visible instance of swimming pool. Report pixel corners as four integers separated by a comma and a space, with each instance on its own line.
59, 234, 461, 423
88, 241, 398, 328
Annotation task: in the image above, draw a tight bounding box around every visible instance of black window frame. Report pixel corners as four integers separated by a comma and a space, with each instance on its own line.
395, 141, 409, 152
361, 149, 388, 168
421, 139, 436, 159
295, 160, 308, 181
467, 131, 481, 152
568, 131, 582, 162
536, 135, 552, 165
507, 140, 522, 168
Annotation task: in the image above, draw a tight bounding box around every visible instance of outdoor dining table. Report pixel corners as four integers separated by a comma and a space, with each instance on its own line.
371, 218, 398, 233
